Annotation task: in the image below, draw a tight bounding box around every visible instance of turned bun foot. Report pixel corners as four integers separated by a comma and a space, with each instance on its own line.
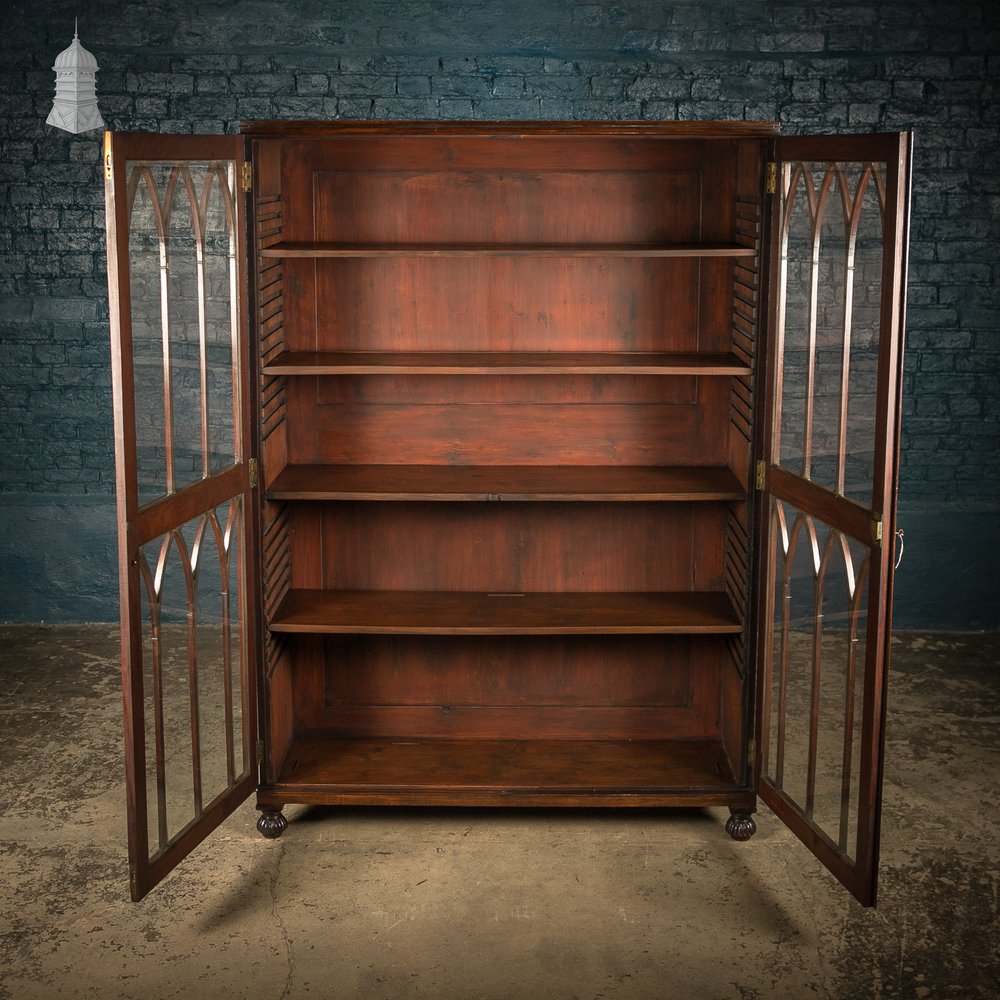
256, 809, 288, 839
725, 811, 757, 841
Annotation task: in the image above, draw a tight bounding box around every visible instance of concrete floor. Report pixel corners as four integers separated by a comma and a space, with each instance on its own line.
0, 626, 996, 999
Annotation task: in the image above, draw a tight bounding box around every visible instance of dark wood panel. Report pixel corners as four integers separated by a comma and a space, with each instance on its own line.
314, 632, 713, 739
719, 649, 746, 779
277, 135, 717, 241
132, 464, 245, 547
313, 168, 704, 245
243, 119, 779, 138
699, 140, 740, 244
261, 241, 756, 258
268, 464, 745, 501
292, 628, 725, 740
319, 706, 712, 741
265, 637, 295, 779
290, 637, 326, 732
262, 350, 751, 376
257, 785, 754, 809
311, 373, 698, 406
322, 634, 695, 707
267, 736, 740, 793
767, 464, 875, 545
696, 260, 737, 355
254, 139, 282, 198
270, 589, 742, 634
259, 786, 754, 809
299, 502, 723, 592
289, 402, 719, 466
304, 258, 702, 353
774, 132, 907, 163
261, 501, 291, 617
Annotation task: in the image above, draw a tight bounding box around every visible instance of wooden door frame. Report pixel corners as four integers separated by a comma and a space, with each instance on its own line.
105, 131, 260, 900
753, 132, 912, 906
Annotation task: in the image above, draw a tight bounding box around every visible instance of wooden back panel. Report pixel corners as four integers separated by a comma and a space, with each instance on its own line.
255, 127, 762, 750
289, 502, 725, 593
278, 136, 741, 471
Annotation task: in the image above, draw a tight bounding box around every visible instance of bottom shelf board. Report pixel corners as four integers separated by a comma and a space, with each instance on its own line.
264, 737, 741, 807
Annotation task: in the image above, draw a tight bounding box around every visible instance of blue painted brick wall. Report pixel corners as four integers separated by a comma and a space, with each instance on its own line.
1, 0, 998, 625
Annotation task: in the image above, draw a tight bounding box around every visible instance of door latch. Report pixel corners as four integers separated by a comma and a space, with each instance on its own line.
871, 513, 883, 545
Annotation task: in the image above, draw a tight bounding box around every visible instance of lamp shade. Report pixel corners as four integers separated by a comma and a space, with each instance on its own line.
46, 22, 105, 134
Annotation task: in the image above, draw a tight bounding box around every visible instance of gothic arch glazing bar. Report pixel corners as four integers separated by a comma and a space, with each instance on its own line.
105, 131, 259, 901
756, 131, 911, 907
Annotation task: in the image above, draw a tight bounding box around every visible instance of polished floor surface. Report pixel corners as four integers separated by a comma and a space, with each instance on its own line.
0, 626, 996, 999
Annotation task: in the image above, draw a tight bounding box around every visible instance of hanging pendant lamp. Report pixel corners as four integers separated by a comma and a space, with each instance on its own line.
46, 20, 106, 134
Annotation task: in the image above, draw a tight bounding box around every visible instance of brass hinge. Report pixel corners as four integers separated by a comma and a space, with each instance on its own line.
755, 460, 766, 490
248, 457, 259, 488
747, 738, 756, 767
765, 161, 777, 195
257, 738, 266, 766
241, 161, 253, 193
103, 131, 113, 182
871, 513, 883, 546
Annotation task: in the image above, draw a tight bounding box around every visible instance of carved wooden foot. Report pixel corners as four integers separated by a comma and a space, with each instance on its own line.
257, 809, 288, 839
725, 810, 757, 841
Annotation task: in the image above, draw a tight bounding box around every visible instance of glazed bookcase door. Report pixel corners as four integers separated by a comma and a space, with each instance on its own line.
756, 133, 911, 906
105, 133, 258, 900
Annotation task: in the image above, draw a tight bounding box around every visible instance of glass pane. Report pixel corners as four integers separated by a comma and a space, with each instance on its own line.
844, 167, 884, 503
128, 172, 168, 502
810, 169, 850, 493
777, 166, 812, 476
192, 498, 247, 807
203, 168, 240, 476
816, 529, 869, 855
127, 161, 240, 507
763, 498, 871, 862
137, 498, 248, 859
139, 532, 195, 853
774, 162, 885, 508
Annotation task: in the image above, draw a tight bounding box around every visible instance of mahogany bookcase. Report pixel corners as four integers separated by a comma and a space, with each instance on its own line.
103, 121, 911, 904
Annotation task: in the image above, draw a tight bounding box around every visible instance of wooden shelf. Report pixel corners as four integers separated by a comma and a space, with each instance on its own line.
267, 464, 746, 502
270, 589, 742, 635
264, 736, 740, 806
261, 350, 752, 376
259, 241, 757, 259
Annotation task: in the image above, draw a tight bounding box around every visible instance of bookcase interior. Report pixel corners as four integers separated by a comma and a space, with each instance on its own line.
251, 128, 765, 809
